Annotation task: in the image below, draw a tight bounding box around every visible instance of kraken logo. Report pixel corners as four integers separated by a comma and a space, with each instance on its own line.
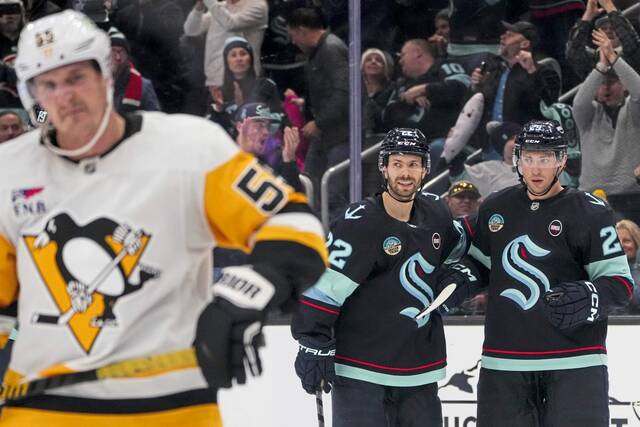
501, 235, 551, 310
399, 253, 436, 327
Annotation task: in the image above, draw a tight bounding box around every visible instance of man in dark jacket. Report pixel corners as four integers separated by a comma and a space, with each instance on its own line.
111, 0, 187, 113
287, 6, 349, 218
382, 38, 469, 179
108, 26, 160, 114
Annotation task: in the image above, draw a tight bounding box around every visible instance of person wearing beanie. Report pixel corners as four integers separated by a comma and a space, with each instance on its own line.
183, 0, 268, 102
108, 26, 160, 114
207, 36, 283, 138
361, 48, 394, 135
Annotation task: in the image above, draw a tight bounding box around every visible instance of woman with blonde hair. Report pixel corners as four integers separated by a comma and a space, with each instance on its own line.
616, 219, 640, 313
361, 48, 394, 135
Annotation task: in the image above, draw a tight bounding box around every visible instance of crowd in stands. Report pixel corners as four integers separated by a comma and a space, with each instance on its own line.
2, 0, 640, 314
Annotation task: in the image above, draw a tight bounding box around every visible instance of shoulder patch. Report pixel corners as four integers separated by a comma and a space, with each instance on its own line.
344, 204, 366, 220
584, 191, 606, 207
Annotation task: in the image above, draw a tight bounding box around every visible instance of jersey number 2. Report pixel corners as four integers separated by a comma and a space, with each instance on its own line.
600, 226, 622, 256
326, 232, 353, 270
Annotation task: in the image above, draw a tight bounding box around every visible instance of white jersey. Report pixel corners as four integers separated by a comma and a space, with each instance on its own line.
0, 112, 327, 424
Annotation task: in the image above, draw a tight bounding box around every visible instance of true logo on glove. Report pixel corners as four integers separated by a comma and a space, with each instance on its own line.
299, 343, 336, 357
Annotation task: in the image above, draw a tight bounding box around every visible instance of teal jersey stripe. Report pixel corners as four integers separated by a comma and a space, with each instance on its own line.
445, 74, 471, 87
447, 43, 500, 56
469, 243, 491, 269
335, 364, 446, 387
481, 354, 608, 371
303, 268, 359, 306
586, 255, 634, 285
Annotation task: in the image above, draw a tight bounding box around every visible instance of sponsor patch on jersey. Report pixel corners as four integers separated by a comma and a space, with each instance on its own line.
548, 219, 563, 237
383, 236, 402, 256
11, 186, 47, 217
432, 233, 441, 250
488, 214, 504, 233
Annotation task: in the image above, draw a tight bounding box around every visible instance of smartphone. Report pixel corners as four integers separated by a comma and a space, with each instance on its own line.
479, 61, 488, 74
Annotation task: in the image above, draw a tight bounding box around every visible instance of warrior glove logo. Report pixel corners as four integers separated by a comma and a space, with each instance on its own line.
501, 235, 551, 310
25, 213, 160, 353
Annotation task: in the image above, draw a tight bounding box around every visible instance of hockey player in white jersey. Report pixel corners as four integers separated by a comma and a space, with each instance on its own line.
0, 10, 328, 426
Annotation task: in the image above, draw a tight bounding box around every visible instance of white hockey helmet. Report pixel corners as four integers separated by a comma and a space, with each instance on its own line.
15, 9, 111, 112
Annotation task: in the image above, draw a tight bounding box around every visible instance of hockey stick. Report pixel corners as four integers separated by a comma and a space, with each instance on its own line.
0, 346, 196, 404
415, 283, 457, 320
316, 381, 325, 427
32, 231, 139, 325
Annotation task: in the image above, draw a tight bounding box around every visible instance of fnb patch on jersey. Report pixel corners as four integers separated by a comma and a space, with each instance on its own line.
383, 236, 402, 255
548, 220, 562, 236
11, 186, 46, 217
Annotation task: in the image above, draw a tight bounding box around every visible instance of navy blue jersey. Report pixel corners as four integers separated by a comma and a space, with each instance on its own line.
471, 185, 634, 371
292, 193, 473, 386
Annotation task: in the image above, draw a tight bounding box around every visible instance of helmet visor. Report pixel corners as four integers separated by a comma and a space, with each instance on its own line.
514, 147, 566, 170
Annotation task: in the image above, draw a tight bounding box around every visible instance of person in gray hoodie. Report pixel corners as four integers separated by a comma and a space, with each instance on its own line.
573, 26, 640, 223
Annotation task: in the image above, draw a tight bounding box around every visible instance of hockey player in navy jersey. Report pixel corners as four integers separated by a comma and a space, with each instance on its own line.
291, 128, 478, 427
462, 120, 635, 426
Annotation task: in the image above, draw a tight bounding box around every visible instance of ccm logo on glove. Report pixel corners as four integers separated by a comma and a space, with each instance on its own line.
584, 281, 599, 322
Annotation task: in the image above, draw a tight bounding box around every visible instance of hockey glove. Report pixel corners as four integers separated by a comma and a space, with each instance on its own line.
195, 266, 274, 389
542, 281, 600, 330
434, 264, 481, 311
295, 336, 336, 394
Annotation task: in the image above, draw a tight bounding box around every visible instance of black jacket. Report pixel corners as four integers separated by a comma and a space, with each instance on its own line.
304, 31, 349, 149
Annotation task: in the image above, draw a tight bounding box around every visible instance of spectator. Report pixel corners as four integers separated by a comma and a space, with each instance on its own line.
567, 0, 640, 82
0, 0, 23, 63
24, 0, 59, 21
207, 36, 283, 136
111, 0, 187, 113
445, 180, 481, 218
427, 8, 449, 58
440, 21, 561, 164
382, 39, 469, 177
183, 0, 268, 100
0, 109, 24, 142
361, 48, 394, 136
446, 0, 506, 73
108, 27, 160, 114
616, 219, 640, 313
573, 28, 640, 223
235, 102, 303, 192
528, 0, 584, 89
287, 6, 349, 217
449, 121, 521, 197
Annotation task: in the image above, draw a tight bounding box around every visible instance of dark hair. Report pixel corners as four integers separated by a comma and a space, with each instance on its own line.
221, 41, 257, 104
435, 8, 449, 22
286, 7, 325, 30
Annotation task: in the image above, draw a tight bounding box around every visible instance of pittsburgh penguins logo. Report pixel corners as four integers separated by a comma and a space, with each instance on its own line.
25, 213, 160, 353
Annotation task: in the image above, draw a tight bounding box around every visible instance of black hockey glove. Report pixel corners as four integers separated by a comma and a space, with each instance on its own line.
294, 336, 336, 394
434, 263, 480, 311
195, 266, 274, 389
542, 281, 600, 330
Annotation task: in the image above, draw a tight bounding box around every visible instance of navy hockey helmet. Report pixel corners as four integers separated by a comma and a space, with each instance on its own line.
378, 127, 430, 173
514, 120, 568, 155
514, 120, 568, 196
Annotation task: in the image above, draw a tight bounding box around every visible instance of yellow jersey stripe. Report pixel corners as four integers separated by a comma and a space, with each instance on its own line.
0, 403, 222, 427
254, 225, 329, 266
0, 234, 17, 307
